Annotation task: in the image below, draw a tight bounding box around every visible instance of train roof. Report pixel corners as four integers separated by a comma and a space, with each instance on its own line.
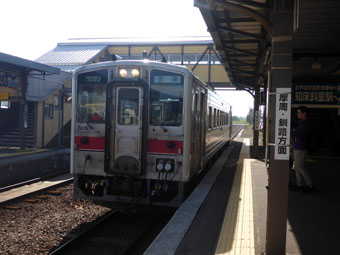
74, 59, 194, 76
73, 59, 231, 109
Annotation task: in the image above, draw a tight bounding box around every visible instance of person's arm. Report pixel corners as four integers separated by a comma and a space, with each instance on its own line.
291, 123, 304, 137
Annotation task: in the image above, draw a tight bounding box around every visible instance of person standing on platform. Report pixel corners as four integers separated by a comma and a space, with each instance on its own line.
291, 106, 315, 193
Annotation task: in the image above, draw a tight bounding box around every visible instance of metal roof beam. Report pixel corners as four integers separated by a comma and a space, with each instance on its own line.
233, 76, 255, 87
232, 69, 257, 76
223, 39, 260, 44
215, 0, 273, 37
223, 45, 258, 56
224, 0, 270, 9
219, 17, 256, 23
229, 60, 257, 68
219, 27, 265, 40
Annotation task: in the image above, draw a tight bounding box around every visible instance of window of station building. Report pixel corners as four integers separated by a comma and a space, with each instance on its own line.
183, 54, 196, 64
208, 106, 212, 128
130, 55, 143, 60
149, 54, 164, 61
168, 54, 181, 64
211, 54, 221, 64
197, 54, 209, 64
44, 104, 53, 119
0, 101, 10, 109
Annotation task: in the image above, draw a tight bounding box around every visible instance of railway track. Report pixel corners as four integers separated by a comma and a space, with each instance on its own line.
231, 124, 246, 140
49, 207, 175, 255
47, 126, 243, 254
0, 174, 73, 208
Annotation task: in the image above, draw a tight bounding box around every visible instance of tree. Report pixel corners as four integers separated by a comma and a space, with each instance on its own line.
246, 108, 253, 124
232, 115, 240, 121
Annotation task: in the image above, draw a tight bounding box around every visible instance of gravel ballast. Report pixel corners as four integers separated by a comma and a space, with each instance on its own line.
0, 184, 110, 255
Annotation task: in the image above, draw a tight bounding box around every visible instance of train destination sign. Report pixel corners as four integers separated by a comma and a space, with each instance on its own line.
292, 83, 340, 105
153, 75, 182, 84
274, 88, 291, 160
78, 69, 108, 84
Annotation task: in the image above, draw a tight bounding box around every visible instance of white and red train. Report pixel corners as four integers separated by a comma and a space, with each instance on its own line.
71, 60, 232, 207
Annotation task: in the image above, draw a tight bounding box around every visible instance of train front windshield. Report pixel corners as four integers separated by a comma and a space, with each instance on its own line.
150, 69, 184, 127
76, 70, 108, 123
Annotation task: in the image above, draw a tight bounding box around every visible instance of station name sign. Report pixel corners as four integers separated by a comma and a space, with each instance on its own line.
292, 83, 340, 105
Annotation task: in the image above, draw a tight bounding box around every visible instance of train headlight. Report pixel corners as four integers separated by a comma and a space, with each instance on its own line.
131, 69, 140, 77
156, 159, 174, 172
119, 69, 128, 78
164, 161, 173, 172
156, 160, 164, 171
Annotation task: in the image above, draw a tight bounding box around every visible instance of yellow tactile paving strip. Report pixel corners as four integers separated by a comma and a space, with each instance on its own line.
215, 138, 255, 255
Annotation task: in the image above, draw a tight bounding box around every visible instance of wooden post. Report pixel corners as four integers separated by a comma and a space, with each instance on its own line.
265, 1, 293, 254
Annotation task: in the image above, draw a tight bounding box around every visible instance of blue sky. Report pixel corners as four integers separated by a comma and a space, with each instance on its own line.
0, 0, 253, 116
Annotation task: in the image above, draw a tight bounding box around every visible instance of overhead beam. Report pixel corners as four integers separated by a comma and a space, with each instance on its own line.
223, 45, 258, 56
232, 69, 257, 76
225, 0, 270, 9
223, 39, 260, 44
219, 17, 256, 23
214, 0, 273, 37
218, 26, 265, 40
229, 59, 257, 68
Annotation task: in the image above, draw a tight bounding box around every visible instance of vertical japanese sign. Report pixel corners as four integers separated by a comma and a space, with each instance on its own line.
274, 88, 291, 160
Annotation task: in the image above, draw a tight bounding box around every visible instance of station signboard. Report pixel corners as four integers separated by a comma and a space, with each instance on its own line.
274, 88, 291, 160
292, 83, 340, 105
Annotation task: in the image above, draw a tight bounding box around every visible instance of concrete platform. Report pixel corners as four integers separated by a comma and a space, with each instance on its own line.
0, 173, 73, 206
0, 147, 70, 189
145, 127, 340, 255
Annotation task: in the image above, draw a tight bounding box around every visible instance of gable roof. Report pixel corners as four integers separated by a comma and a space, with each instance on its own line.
36, 44, 108, 71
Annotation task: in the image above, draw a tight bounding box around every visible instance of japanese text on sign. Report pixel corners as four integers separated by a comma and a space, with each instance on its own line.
293, 84, 340, 105
274, 88, 291, 160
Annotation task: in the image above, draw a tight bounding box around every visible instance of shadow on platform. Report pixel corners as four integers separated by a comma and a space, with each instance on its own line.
249, 143, 340, 254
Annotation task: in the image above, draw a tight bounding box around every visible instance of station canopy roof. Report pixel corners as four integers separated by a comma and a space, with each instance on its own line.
0, 52, 60, 75
195, 0, 340, 90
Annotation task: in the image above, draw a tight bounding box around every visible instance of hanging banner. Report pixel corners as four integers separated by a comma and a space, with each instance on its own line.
274, 88, 291, 160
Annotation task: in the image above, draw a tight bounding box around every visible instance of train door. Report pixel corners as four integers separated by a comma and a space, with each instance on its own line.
106, 84, 146, 176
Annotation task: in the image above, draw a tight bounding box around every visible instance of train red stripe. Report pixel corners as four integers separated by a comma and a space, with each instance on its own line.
147, 139, 183, 154
75, 136, 105, 151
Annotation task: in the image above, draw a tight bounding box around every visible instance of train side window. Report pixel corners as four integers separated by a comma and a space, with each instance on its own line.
221, 111, 223, 126
209, 106, 212, 128
214, 108, 216, 127
217, 110, 220, 127
226, 113, 229, 125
